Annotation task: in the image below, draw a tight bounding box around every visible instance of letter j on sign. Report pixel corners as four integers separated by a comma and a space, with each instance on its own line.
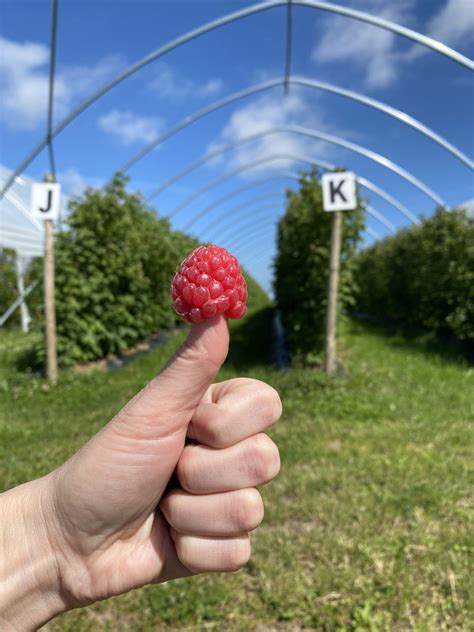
31, 182, 61, 221
322, 172, 356, 212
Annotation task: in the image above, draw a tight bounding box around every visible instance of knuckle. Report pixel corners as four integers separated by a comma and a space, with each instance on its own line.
201, 416, 227, 449
176, 448, 195, 492
159, 490, 183, 528
246, 434, 281, 485
159, 493, 172, 522
175, 535, 198, 572
253, 382, 283, 426
232, 489, 264, 532
224, 538, 251, 572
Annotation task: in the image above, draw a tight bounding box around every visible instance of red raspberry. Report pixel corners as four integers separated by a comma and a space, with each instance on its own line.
171, 245, 248, 323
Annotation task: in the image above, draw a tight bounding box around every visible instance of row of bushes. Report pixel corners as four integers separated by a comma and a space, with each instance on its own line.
41, 175, 196, 366
50, 174, 202, 365
3, 173, 269, 368
274, 170, 365, 364
3, 174, 197, 367
354, 207, 474, 341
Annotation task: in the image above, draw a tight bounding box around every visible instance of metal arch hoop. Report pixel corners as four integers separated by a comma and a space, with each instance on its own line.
228, 224, 279, 254
228, 224, 381, 261
1, 0, 471, 199
123, 77, 472, 178
221, 201, 390, 251
227, 220, 381, 257
205, 195, 285, 240
223, 214, 285, 247
182, 173, 300, 232
216, 202, 395, 244
169, 149, 422, 227
182, 162, 418, 233
204, 189, 395, 243
365, 226, 381, 241
161, 127, 445, 214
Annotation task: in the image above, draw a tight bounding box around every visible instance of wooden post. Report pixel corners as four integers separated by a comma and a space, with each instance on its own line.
324, 210, 342, 374
43, 174, 58, 384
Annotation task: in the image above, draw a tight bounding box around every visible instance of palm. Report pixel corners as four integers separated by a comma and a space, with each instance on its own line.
52, 419, 190, 604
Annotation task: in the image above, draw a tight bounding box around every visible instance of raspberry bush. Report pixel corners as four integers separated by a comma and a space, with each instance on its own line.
354, 206, 474, 341
34, 174, 198, 366
274, 169, 365, 364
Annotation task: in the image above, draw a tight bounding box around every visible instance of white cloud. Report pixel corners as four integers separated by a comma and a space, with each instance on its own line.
57, 167, 91, 198
207, 90, 337, 177
312, 0, 473, 89
312, 1, 416, 89
97, 109, 164, 145
0, 36, 124, 130
200, 77, 225, 98
426, 0, 474, 46
148, 62, 224, 101
408, 0, 474, 61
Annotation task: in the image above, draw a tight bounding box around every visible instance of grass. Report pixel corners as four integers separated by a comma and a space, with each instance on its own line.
1, 309, 473, 631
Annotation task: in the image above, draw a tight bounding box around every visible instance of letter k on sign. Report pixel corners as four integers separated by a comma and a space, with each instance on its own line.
322, 172, 356, 212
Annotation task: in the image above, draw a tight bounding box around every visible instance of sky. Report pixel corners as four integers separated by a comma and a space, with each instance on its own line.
1, 0, 473, 294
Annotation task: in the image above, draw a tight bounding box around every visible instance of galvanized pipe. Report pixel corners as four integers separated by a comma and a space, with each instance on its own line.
201, 190, 285, 237
128, 77, 472, 180
2, 0, 470, 199
173, 151, 420, 228
164, 128, 445, 215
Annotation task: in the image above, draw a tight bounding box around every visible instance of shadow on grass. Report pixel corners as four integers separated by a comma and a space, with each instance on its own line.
348, 314, 473, 366
226, 306, 277, 371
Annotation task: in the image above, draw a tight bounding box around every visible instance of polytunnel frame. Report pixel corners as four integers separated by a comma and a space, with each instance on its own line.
202, 178, 396, 246
2, 0, 470, 337
1, 0, 472, 201
212, 198, 395, 246
117, 76, 472, 176
163, 151, 420, 232
227, 220, 380, 260
195, 172, 394, 258
157, 126, 445, 215
203, 192, 286, 238
227, 224, 380, 267
183, 165, 416, 233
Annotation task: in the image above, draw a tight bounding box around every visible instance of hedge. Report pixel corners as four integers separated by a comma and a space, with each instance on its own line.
354, 207, 474, 341
274, 169, 365, 364
31, 174, 198, 366
13, 173, 268, 368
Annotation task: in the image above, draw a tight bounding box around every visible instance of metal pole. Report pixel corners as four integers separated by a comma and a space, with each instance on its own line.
324, 210, 342, 374
0, 281, 38, 328
15, 254, 31, 333
43, 174, 58, 384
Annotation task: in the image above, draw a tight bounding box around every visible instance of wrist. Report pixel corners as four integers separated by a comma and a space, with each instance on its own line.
0, 474, 67, 630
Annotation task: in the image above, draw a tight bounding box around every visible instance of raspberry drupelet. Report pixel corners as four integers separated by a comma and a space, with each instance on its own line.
170, 245, 248, 323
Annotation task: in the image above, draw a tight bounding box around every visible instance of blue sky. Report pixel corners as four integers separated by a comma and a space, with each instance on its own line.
1, 0, 473, 293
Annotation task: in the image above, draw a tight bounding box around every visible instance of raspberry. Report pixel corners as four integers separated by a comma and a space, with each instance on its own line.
171, 245, 248, 323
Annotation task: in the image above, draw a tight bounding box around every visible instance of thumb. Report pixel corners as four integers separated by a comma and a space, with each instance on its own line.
116, 314, 229, 436
55, 315, 229, 535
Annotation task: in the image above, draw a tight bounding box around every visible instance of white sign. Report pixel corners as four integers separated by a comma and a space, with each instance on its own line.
31, 183, 61, 220
322, 172, 356, 212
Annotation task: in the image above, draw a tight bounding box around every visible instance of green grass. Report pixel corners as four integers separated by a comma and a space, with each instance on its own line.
1, 311, 473, 631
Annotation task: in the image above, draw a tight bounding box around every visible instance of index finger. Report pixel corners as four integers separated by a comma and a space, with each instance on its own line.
186, 378, 282, 449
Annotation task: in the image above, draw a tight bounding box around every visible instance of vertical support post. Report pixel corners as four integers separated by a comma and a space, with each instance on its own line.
43, 174, 58, 384
324, 210, 342, 374
15, 254, 31, 333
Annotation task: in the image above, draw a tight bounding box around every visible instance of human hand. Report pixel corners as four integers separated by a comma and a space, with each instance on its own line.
0, 315, 281, 629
